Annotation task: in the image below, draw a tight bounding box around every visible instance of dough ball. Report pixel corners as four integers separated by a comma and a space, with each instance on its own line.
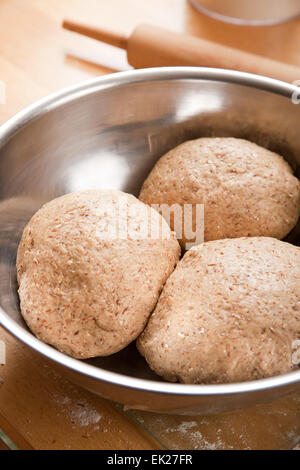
139, 137, 300, 248
17, 190, 180, 359
137, 237, 300, 384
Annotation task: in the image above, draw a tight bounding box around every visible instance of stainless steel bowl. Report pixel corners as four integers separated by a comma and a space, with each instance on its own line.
0, 67, 299, 415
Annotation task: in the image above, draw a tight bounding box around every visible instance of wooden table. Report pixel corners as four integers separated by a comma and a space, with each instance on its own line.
0, 0, 300, 450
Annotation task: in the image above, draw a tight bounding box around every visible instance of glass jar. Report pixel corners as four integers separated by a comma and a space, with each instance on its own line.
188, 0, 300, 26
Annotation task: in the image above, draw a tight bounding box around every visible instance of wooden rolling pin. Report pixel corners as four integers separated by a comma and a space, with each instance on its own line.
62, 20, 300, 83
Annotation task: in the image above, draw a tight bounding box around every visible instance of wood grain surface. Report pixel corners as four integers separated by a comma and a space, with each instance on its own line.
0, 0, 300, 450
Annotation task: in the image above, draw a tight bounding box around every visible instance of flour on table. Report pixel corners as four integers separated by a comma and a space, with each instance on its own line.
53, 394, 102, 428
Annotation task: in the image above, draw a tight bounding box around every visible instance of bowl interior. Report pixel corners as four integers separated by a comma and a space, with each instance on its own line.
0, 71, 299, 383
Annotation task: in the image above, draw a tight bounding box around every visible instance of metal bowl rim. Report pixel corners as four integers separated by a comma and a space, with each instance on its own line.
0, 66, 299, 397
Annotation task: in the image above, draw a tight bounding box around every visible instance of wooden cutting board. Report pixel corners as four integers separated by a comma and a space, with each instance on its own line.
0, 0, 300, 450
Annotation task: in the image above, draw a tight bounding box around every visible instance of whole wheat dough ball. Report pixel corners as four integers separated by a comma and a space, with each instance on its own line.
137, 237, 300, 384
139, 138, 300, 248
17, 190, 180, 359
